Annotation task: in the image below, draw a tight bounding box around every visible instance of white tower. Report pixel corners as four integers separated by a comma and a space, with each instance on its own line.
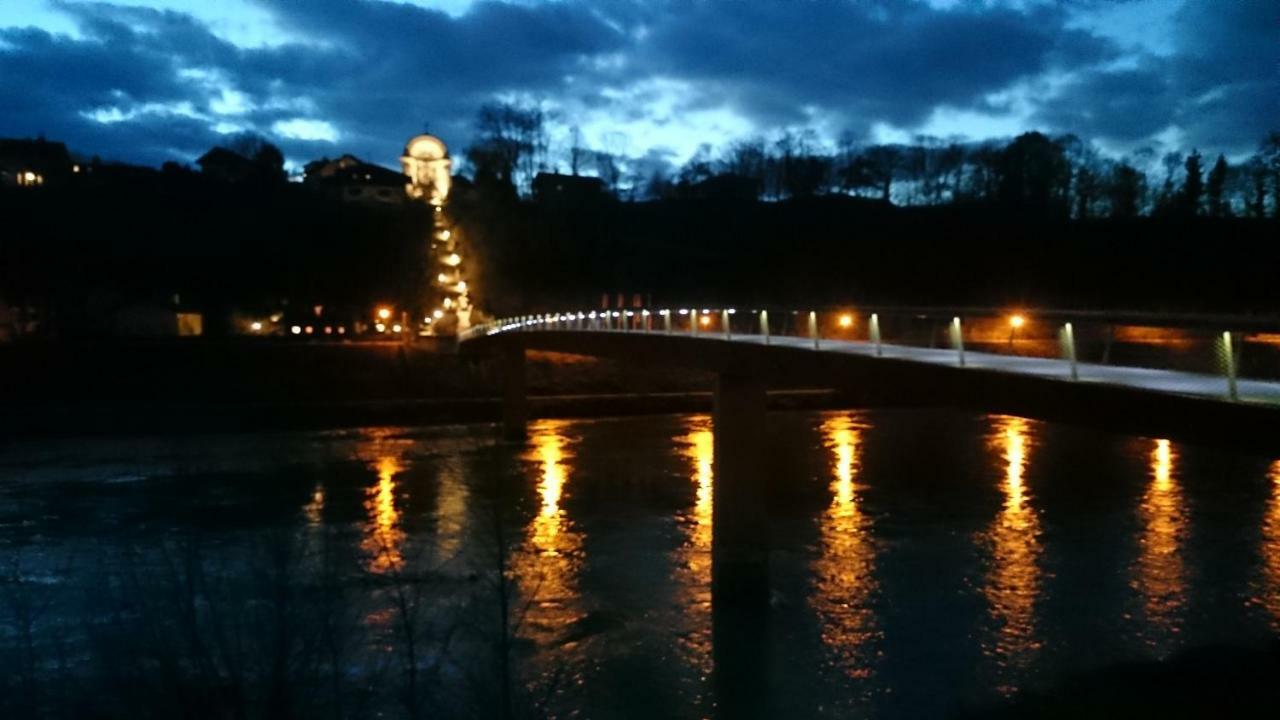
402, 135, 470, 333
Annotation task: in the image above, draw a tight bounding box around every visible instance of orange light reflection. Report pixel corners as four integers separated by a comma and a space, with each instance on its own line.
1260, 461, 1280, 628
981, 416, 1042, 687
514, 420, 583, 644
812, 413, 878, 679
362, 455, 405, 573
674, 417, 715, 678
1134, 438, 1187, 648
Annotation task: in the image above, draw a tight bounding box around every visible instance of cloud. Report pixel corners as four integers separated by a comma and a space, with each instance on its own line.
0, 0, 1273, 170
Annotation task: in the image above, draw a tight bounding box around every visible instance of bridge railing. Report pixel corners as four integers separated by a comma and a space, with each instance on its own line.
460, 306, 1280, 403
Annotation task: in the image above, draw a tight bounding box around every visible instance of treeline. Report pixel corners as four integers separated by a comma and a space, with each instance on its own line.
0, 171, 431, 336
462, 102, 1280, 220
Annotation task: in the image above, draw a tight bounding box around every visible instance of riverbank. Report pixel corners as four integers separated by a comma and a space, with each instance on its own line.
0, 339, 837, 436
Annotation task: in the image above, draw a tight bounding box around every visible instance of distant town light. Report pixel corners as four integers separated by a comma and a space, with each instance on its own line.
444, 253, 461, 266
377, 307, 392, 320
250, 321, 263, 332
304, 326, 314, 334
456, 280, 467, 292
699, 315, 712, 327
324, 326, 332, 334
440, 230, 451, 240
432, 309, 444, 319
290, 325, 302, 335
392, 324, 402, 333
437, 273, 448, 282
375, 322, 386, 332
838, 314, 854, 329
337, 326, 346, 334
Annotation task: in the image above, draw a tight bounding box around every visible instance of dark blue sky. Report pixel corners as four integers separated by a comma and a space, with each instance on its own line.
1, 1, 1275, 173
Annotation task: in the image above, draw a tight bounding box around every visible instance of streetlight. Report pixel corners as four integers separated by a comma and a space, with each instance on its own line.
377, 307, 393, 321
838, 314, 854, 329
1008, 314, 1025, 349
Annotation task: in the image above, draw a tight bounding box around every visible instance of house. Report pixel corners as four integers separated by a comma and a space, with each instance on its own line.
0, 137, 75, 187
196, 146, 259, 183
304, 154, 408, 205
532, 172, 609, 208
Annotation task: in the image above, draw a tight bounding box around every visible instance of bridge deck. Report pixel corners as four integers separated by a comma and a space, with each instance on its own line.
712, 332, 1280, 405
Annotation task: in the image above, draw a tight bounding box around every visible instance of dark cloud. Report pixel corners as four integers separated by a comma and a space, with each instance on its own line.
0, 0, 1273, 169
1032, 0, 1278, 153
632, 0, 1115, 132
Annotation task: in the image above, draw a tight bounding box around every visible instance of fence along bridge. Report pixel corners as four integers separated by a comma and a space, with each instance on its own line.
460, 306, 1280, 612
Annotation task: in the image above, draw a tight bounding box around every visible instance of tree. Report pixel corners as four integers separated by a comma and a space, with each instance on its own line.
1179, 149, 1204, 216
996, 132, 1071, 217
1205, 154, 1230, 217
465, 102, 546, 195
224, 132, 286, 183
1261, 132, 1280, 218
1152, 151, 1183, 216
860, 145, 901, 203
1106, 162, 1147, 219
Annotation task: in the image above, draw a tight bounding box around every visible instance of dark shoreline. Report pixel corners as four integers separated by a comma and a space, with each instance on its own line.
3, 389, 844, 439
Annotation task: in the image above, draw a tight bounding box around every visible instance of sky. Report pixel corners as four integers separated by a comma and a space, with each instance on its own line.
0, 0, 1275, 174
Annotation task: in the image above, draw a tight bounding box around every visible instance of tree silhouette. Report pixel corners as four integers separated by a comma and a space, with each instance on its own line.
996, 132, 1070, 217
1106, 162, 1146, 219
1179, 149, 1204, 216
1205, 154, 1230, 217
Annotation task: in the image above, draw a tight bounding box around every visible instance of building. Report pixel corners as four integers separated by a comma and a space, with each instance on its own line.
401, 134, 452, 206
532, 172, 608, 207
303, 154, 408, 205
0, 137, 75, 187
196, 146, 259, 183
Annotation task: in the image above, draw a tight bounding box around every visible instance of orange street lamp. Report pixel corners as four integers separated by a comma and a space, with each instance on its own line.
377, 307, 393, 321
838, 314, 854, 329
1008, 314, 1025, 348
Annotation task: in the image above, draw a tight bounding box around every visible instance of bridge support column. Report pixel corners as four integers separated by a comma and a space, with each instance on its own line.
712, 372, 769, 607
712, 371, 772, 719
500, 340, 528, 440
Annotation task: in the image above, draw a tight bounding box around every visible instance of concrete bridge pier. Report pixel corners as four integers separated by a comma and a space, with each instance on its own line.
501, 340, 528, 440
711, 371, 772, 718
711, 371, 770, 607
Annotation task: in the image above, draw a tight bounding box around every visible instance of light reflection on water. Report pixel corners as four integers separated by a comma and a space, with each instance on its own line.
980, 415, 1043, 689
11, 412, 1280, 718
1261, 460, 1280, 628
674, 416, 715, 677
363, 455, 406, 572
1133, 438, 1187, 649
811, 413, 879, 679
515, 419, 584, 642
433, 455, 469, 568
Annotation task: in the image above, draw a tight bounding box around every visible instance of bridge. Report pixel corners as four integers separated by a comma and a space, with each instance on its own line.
460, 307, 1280, 614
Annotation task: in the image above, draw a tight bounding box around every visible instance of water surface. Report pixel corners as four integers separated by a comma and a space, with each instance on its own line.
1, 409, 1278, 718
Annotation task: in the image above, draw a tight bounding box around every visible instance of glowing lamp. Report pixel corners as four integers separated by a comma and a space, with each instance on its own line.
838, 314, 854, 329
377, 307, 392, 320
1009, 314, 1026, 329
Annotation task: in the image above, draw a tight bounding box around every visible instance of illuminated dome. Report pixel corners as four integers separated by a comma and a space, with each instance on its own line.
404, 134, 448, 161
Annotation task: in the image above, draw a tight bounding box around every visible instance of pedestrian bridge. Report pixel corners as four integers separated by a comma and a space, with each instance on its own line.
459, 307, 1280, 640
461, 308, 1280, 453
